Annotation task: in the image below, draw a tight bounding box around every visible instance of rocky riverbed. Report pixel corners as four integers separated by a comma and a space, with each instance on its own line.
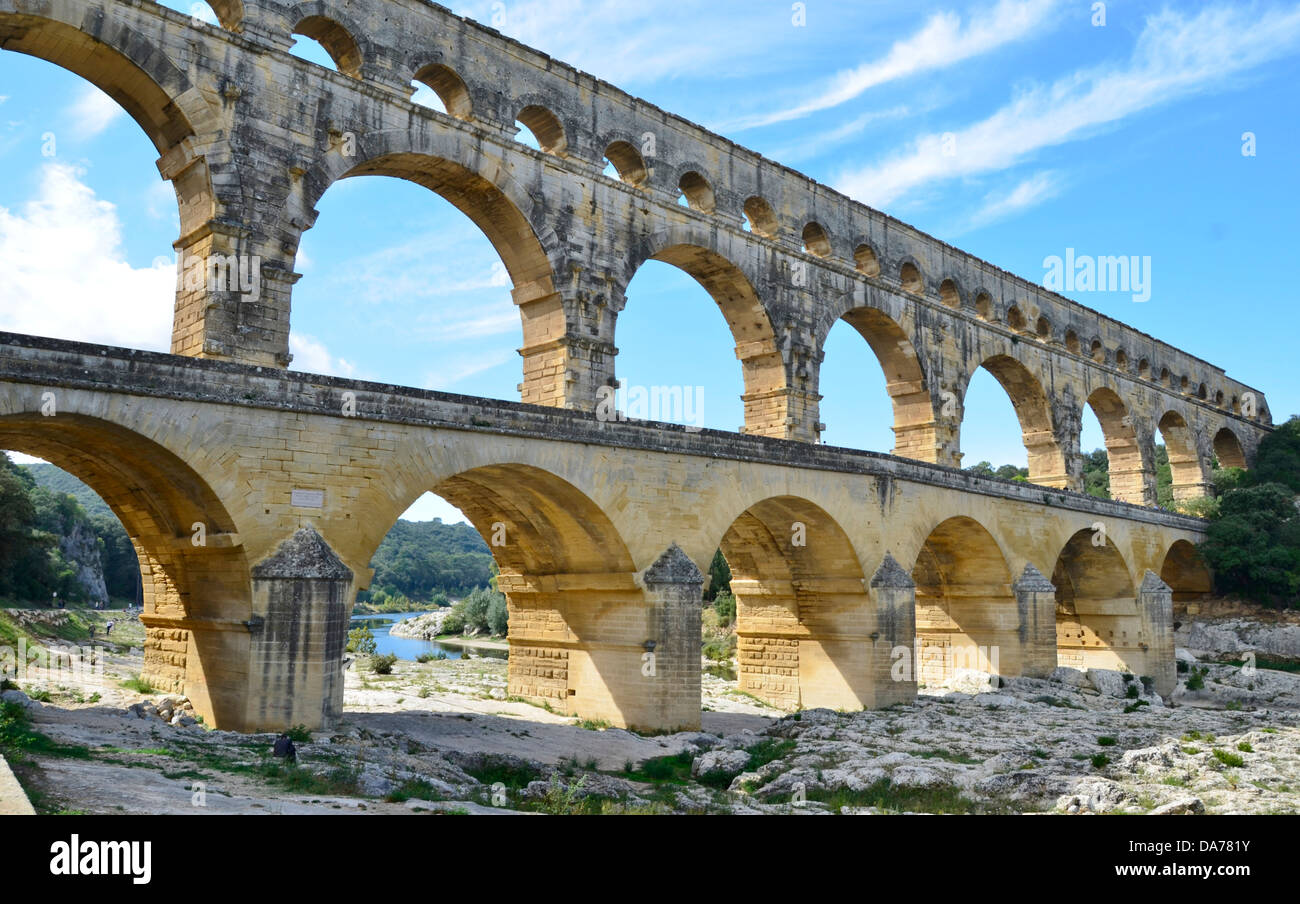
5, 605, 1300, 815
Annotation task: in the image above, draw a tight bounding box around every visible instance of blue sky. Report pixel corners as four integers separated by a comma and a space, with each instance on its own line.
1, 0, 1297, 525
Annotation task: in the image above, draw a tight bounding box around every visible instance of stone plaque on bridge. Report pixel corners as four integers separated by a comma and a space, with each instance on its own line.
290, 488, 325, 509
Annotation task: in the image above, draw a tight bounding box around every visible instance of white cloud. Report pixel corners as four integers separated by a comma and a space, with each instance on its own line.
837, 4, 1300, 207
727, 0, 1059, 130
0, 163, 173, 350
289, 333, 356, 377
423, 347, 515, 389
67, 85, 123, 139
963, 171, 1063, 230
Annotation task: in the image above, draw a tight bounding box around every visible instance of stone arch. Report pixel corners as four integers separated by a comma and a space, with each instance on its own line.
802, 221, 832, 257
826, 304, 935, 461
1138, 357, 1150, 379
967, 355, 1067, 488
975, 291, 994, 321
1065, 329, 1080, 354
677, 170, 716, 213
1160, 539, 1213, 608
515, 103, 568, 154
1035, 314, 1052, 341
419, 464, 651, 725
0, 8, 219, 234
619, 231, 783, 435
604, 139, 649, 186
1115, 349, 1129, 372
718, 496, 876, 711
200, 0, 245, 31
1052, 528, 1143, 674
911, 516, 1018, 684
854, 243, 881, 277
899, 260, 923, 295
744, 197, 780, 238
1086, 387, 1146, 504
0, 412, 249, 726
1006, 304, 1027, 333
940, 278, 961, 309
1212, 426, 1247, 470
1090, 339, 1105, 363
413, 62, 473, 119
292, 13, 365, 77
1157, 410, 1207, 500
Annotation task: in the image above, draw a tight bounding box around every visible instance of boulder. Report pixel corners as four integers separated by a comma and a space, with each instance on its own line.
1085, 669, 1130, 697
944, 668, 1000, 695
691, 748, 751, 781
1049, 667, 1090, 688
1149, 797, 1204, 816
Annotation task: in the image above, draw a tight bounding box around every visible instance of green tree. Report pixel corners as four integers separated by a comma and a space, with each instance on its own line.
704, 549, 731, 601
1251, 416, 1300, 493
1199, 483, 1300, 608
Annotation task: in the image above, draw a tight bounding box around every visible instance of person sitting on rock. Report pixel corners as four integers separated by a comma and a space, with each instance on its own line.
272, 733, 297, 764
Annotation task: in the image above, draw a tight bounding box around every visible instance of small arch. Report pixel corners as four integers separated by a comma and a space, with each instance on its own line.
1006, 304, 1026, 333
1138, 358, 1150, 379
899, 261, 923, 295
678, 171, 716, 214
412, 63, 472, 119
743, 197, 779, 238
1053, 529, 1146, 676
604, 140, 649, 187
1090, 339, 1105, 363
1159, 366, 1171, 387
1035, 315, 1052, 341
293, 15, 363, 77
1197, 383, 1207, 401
1179, 375, 1190, 393
1115, 349, 1129, 372
975, 292, 993, 321
1214, 390, 1225, 406
854, 244, 881, 277
515, 104, 567, 154
1212, 427, 1247, 470
1161, 540, 1214, 607
1065, 330, 1080, 354
802, 222, 831, 257
719, 496, 875, 711
1158, 410, 1204, 499
200, 0, 245, 30
912, 516, 1018, 683
940, 279, 961, 309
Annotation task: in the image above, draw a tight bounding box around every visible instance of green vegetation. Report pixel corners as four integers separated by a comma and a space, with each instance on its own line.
965, 461, 1029, 482
440, 585, 509, 637
704, 549, 731, 601
777, 778, 1007, 814
371, 653, 398, 675
0, 700, 91, 762
1090, 753, 1110, 769
362, 519, 494, 602
621, 751, 694, 784
1191, 417, 1300, 609
1212, 749, 1244, 768
1096, 736, 1117, 747
346, 624, 377, 655
285, 725, 312, 743
1236, 741, 1254, 753
120, 676, 158, 695
384, 777, 445, 803
1185, 666, 1208, 691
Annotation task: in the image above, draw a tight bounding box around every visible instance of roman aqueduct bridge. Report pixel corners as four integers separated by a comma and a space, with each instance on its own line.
0, 0, 1274, 731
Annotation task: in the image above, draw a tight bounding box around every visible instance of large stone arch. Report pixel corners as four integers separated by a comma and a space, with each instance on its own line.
618, 228, 785, 437
0, 412, 250, 727
1053, 528, 1143, 673
375, 462, 686, 730
965, 354, 1068, 488
1212, 425, 1248, 471
1157, 409, 1210, 500
716, 495, 879, 711
1085, 386, 1147, 504
910, 516, 1020, 684
816, 302, 938, 461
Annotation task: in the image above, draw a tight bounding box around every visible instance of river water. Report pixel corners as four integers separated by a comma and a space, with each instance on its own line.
349, 610, 508, 662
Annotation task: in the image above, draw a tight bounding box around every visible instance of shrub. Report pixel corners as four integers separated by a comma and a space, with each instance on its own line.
1212, 749, 1244, 768
286, 724, 312, 743
1091, 754, 1109, 769
1237, 741, 1254, 753
1097, 736, 1117, 747
1185, 667, 1207, 691
371, 653, 398, 675
346, 625, 377, 655
416, 651, 448, 663
713, 592, 736, 627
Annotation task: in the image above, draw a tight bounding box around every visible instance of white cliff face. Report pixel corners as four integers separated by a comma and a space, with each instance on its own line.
58, 520, 108, 606
1177, 617, 1300, 663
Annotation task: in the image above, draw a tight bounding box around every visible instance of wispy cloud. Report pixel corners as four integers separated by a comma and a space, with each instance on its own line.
726, 0, 1059, 131
763, 104, 916, 164
66, 85, 123, 139
837, 3, 1300, 207
962, 171, 1063, 231
423, 347, 515, 388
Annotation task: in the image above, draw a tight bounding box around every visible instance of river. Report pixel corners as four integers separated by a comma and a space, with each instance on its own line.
349, 610, 507, 662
